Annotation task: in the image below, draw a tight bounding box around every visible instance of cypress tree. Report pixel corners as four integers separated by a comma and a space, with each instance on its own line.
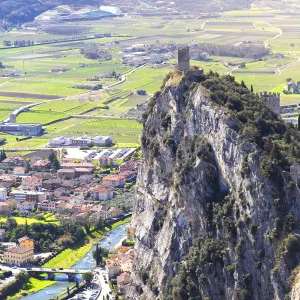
96, 244, 100, 266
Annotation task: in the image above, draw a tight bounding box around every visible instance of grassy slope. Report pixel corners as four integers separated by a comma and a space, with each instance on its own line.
8, 278, 56, 300
44, 216, 132, 268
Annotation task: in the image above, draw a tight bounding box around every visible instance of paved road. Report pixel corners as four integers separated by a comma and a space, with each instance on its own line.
0, 63, 147, 125
94, 267, 114, 300
0, 265, 21, 289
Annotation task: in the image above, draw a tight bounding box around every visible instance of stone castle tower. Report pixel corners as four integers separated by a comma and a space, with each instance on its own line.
178, 46, 190, 72
256, 92, 280, 114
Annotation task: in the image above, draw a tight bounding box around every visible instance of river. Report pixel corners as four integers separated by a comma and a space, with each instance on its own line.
22, 223, 128, 300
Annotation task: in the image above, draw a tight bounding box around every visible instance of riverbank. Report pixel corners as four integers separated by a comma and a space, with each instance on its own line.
8, 278, 56, 300
7, 217, 132, 299
44, 216, 131, 269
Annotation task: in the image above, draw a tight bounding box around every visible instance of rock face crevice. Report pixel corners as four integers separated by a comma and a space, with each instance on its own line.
129, 71, 300, 300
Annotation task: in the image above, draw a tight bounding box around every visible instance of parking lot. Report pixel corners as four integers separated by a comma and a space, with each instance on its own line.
65, 147, 136, 161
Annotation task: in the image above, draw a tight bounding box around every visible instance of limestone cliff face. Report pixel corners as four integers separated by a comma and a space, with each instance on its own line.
129, 71, 300, 300
291, 268, 300, 300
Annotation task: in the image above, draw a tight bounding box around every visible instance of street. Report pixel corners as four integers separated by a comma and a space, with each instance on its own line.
0, 265, 21, 289
94, 267, 114, 300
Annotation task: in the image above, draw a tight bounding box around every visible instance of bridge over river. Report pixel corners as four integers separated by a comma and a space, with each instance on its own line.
19, 267, 91, 281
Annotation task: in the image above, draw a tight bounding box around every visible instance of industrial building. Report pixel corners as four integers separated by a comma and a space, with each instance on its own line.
0, 123, 43, 136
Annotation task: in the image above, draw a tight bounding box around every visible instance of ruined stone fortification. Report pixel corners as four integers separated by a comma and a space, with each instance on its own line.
128, 71, 300, 300
256, 91, 281, 114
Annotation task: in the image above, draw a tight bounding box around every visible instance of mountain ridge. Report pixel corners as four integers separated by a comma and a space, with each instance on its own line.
128, 69, 300, 300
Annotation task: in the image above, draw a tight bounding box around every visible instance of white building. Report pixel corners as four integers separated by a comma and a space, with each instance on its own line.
10, 190, 45, 202
91, 185, 113, 201
49, 136, 71, 147
71, 136, 92, 147
0, 188, 6, 201
93, 136, 113, 146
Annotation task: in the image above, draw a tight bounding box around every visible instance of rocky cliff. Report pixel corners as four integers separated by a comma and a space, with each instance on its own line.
129, 70, 300, 300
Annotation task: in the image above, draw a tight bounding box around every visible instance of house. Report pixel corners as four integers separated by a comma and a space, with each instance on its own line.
0, 175, 17, 188
34, 172, 52, 180
54, 187, 69, 198
78, 175, 93, 184
102, 175, 125, 188
43, 178, 63, 190
13, 167, 26, 176
0, 242, 16, 249
106, 259, 121, 278
0, 202, 12, 214
120, 170, 136, 182
64, 203, 75, 212
120, 256, 133, 273
61, 179, 79, 190
74, 168, 93, 177
81, 203, 95, 213
58, 169, 76, 179
109, 207, 123, 218
1, 155, 25, 168
18, 236, 34, 249
117, 272, 132, 294
4, 246, 34, 265
38, 200, 56, 211
31, 160, 51, 171
19, 201, 35, 212
91, 185, 113, 201
22, 176, 42, 188
11, 190, 45, 202
69, 194, 85, 204
0, 229, 6, 241
119, 161, 138, 173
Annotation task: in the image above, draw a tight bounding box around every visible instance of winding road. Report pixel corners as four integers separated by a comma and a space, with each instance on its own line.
0, 64, 147, 125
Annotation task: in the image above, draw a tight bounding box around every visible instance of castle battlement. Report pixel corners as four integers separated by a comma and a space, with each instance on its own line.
256, 91, 280, 114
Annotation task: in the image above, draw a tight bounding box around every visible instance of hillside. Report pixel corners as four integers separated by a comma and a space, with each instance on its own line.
0, 0, 98, 26
128, 69, 300, 299
0, 0, 253, 26
103, 0, 252, 15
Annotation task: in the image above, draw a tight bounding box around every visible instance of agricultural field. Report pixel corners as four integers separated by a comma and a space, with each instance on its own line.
45, 118, 142, 147
2, 4, 300, 152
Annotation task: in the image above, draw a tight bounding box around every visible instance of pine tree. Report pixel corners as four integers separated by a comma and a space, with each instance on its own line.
270, 143, 281, 161
25, 219, 28, 235
96, 243, 100, 266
